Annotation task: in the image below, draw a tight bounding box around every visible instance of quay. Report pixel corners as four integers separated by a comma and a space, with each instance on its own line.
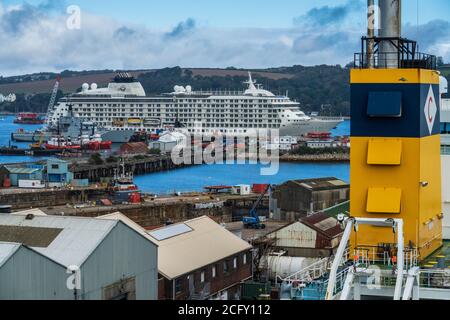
280, 153, 350, 162
70, 154, 191, 182
0, 147, 59, 157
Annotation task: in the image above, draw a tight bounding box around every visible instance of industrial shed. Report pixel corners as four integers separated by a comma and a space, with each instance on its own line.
0, 213, 158, 300
266, 212, 344, 258
271, 177, 350, 219
119, 142, 149, 155
0, 242, 69, 300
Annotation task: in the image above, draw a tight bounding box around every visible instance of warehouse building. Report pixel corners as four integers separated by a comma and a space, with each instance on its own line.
0, 164, 44, 187
266, 212, 344, 258
152, 216, 253, 300
46, 159, 73, 187
0, 213, 158, 300
271, 177, 350, 220
0, 242, 69, 300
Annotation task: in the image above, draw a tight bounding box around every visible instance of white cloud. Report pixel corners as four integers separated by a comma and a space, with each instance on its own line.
0, 1, 449, 76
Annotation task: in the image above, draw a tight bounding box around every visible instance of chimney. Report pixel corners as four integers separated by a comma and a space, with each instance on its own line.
379, 0, 402, 68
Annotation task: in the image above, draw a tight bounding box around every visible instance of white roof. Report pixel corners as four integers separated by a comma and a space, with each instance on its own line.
148, 216, 252, 280
158, 131, 187, 143
12, 208, 47, 216
0, 214, 118, 267
0, 242, 21, 268
97, 212, 157, 245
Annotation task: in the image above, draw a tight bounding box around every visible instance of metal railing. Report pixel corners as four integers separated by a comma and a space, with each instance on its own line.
354, 37, 437, 70
291, 266, 351, 300
419, 270, 450, 289
277, 247, 350, 285
277, 258, 330, 285
353, 245, 418, 270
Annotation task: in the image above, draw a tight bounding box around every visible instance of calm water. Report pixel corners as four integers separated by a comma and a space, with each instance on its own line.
135, 121, 350, 194
0, 115, 49, 164
134, 162, 350, 194
0, 115, 350, 194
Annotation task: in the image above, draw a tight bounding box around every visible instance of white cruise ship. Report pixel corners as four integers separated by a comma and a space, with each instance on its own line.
48, 72, 343, 138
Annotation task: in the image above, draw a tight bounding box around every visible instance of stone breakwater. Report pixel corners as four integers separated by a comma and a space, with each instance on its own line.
280, 153, 350, 162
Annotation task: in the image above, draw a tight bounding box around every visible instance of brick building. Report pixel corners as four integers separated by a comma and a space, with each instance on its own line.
151, 216, 253, 300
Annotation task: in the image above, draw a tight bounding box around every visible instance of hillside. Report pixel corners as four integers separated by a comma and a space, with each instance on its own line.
1, 65, 350, 116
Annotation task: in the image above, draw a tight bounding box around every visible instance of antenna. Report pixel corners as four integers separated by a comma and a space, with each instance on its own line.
243, 72, 257, 91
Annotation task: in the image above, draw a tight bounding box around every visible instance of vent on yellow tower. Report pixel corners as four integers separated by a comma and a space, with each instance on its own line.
367, 92, 402, 117
366, 188, 402, 214
367, 139, 402, 165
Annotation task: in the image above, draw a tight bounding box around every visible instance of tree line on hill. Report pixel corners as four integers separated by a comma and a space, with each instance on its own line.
136, 65, 352, 116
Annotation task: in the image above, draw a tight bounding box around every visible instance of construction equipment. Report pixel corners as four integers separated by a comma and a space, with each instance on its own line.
29, 132, 46, 150
44, 75, 61, 128
242, 185, 271, 229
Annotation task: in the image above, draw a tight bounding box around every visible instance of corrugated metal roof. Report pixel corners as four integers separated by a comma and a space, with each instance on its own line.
4, 166, 41, 174
0, 214, 117, 267
97, 212, 157, 245
0, 242, 21, 268
12, 208, 47, 216
301, 213, 343, 239
151, 216, 252, 280
290, 177, 349, 191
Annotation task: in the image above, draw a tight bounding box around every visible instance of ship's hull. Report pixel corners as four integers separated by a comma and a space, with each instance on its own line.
11, 132, 53, 142
99, 130, 135, 143
12, 129, 134, 143
13, 120, 45, 125
279, 118, 344, 136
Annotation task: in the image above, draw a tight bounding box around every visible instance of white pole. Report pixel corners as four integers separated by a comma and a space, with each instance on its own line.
326, 218, 353, 300
393, 219, 404, 300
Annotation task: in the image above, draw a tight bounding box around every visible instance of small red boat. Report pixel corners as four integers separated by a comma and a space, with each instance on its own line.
44, 137, 81, 150
14, 113, 45, 125
81, 134, 112, 150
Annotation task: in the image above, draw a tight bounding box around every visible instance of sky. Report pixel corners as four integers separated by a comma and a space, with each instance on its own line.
0, 0, 450, 76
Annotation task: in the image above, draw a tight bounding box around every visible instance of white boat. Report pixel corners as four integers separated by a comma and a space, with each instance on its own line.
46, 72, 344, 138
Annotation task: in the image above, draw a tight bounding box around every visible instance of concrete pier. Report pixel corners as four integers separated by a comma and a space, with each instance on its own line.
71, 154, 190, 182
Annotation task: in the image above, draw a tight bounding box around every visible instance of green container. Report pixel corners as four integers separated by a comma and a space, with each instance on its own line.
241, 281, 271, 300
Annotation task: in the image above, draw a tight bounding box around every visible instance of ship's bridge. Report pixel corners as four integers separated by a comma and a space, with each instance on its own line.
74, 72, 146, 97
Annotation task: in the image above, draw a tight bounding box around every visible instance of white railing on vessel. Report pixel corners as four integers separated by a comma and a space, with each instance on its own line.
277, 247, 350, 285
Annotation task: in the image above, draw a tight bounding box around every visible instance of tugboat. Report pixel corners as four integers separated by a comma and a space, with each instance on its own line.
44, 137, 81, 150
108, 160, 141, 204
13, 113, 45, 125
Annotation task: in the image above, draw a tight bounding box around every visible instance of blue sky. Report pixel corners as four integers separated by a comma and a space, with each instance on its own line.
0, 0, 449, 75
3, 0, 449, 28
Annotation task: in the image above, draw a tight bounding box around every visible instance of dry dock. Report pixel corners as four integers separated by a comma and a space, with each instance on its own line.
12, 192, 267, 229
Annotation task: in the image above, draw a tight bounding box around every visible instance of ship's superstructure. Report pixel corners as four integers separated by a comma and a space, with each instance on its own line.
47, 73, 343, 137
320, 0, 450, 301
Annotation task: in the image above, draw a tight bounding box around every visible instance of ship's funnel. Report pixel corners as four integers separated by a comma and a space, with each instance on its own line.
379, 0, 402, 68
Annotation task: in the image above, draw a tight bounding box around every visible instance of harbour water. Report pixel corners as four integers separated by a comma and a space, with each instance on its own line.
135, 121, 350, 194
0, 115, 350, 194
0, 115, 50, 164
